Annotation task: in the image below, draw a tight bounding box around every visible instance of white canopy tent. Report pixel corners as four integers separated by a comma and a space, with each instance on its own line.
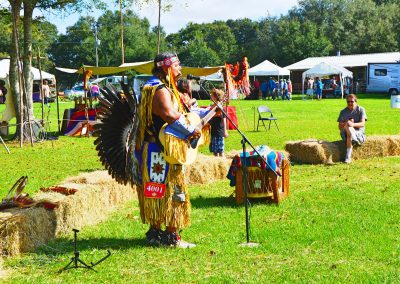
302, 62, 353, 99
0, 59, 56, 122
0, 59, 55, 81
248, 59, 290, 77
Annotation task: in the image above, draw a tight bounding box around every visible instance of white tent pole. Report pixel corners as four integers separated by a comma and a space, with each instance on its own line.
340, 74, 344, 99
302, 72, 305, 100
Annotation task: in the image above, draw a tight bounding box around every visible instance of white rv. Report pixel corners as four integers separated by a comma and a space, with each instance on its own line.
367, 63, 400, 95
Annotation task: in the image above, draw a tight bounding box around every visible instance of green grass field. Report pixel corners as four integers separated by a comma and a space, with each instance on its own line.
1, 94, 400, 283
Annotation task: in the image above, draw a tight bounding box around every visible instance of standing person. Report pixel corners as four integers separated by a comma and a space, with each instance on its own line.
287, 79, 293, 100
282, 79, 289, 100
260, 80, 268, 100
253, 78, 260, 98
267, 77, 276, 100
42, 80, 51, 104
277, 79, 284, 100
306, 77, 314, 98
136, 51, 204, 248
337, 94, 367, 163
90, 82, 100, 102
177, 78, 199, 109
315, 77, 323, 100
208, 89, 228, 157
0, 80, 7, 104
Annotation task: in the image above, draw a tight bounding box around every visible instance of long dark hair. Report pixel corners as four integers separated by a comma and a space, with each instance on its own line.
152, 51, 177, 78
177, 78, 192, 97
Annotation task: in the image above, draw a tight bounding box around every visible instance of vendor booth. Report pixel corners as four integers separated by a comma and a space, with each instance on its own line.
248, 59, 290, 77
0, 59, 56, 123
302, 62, 353, 99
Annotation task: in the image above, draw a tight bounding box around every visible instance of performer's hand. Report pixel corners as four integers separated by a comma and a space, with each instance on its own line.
347, 119, 354, 127
188, 128, 201, 140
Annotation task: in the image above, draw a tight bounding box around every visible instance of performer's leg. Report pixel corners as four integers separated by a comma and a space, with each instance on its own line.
343, 125, 353, 163
161, 165, 195, 248
146, 223, 163, 246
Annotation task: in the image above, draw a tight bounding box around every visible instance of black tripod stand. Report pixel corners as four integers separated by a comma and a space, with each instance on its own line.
197, 80, 278, 246
60, 229, 111, 272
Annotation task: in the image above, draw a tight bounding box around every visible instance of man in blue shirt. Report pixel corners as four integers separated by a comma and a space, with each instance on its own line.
315, 77, 323, 100
260, 80, 268, 100
267, 77, 276, 100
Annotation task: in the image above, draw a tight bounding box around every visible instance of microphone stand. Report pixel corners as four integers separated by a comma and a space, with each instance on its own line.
197, 81, 278, 247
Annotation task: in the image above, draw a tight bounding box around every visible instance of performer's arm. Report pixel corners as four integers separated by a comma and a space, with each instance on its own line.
223, 117, 229, 138
152, 88, 181, 123
154, 88, 200, 139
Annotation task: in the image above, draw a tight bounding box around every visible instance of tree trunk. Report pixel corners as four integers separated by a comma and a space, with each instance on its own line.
22, 1, 36, 118
22, 0, 38, 141
9, 0, 23, 139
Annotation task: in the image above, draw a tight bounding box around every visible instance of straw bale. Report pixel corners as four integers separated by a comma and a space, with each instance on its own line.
0, 257, 7, 280
0, 207, 56, 256
186, 154, 231, 184
285, 139, 341, 164
285, 135, 400, 164
0, 156, 236, 256
350, 135, 400, 160
0, 171, 135, 256
54, 171, 137, 236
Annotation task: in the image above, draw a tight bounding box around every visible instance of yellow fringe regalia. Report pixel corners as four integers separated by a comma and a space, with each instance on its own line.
136, 73, 192, 229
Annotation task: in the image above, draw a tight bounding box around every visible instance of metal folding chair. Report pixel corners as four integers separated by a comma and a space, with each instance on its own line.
257, 105, 279, 131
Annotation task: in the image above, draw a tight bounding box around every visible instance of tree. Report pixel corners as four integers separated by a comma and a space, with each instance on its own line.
97, 10, 158, 65
48, 10, 159, 86
166, 21, 237, 66
6, 0, 97, 142
0, 9, 13, 57
226, 19, 259, 62
252, 17, 280, 66
272, 17, 332, 66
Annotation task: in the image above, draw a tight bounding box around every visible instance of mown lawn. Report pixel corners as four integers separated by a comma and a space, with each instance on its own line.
1, 94, 400, 283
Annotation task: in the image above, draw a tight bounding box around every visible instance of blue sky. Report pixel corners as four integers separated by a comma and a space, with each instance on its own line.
41, 0, 298, 35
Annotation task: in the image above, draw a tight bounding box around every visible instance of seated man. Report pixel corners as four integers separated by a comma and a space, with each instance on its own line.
337, 94, 367, 163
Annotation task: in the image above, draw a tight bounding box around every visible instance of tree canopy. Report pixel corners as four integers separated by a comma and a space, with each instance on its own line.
2, 0, 399, 84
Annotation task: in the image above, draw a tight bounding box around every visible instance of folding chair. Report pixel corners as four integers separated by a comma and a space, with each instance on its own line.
257, 105, 279, 131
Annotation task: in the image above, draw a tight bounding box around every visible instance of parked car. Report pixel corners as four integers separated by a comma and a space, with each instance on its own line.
64, 85, 85, 100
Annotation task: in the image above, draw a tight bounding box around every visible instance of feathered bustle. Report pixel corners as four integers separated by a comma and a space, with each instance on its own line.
93, 83, 140, 185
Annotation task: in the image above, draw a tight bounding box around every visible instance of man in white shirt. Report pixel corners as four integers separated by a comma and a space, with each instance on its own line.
42, 80, 51, 104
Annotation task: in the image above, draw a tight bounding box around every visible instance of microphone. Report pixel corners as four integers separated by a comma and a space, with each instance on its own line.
187, 74, 202, 81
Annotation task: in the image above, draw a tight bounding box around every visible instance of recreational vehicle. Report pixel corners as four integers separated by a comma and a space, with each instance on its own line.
367, 63, 400, 95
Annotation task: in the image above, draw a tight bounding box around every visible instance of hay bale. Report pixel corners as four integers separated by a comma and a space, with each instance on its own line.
285, 135, 400, 164
0, 171, 135, 256
54, 171, 137, 236
351, 135, 400, 160
0, 207, 56, 256
0, 257, 7, 280
186, 154, 231, 184
285, 139, 341, 164
0, 158, 233, 256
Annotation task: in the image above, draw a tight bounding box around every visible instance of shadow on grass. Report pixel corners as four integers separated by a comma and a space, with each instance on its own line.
190, 195, 279, 208
190, 195, 235, 208
37, 237, 147, 256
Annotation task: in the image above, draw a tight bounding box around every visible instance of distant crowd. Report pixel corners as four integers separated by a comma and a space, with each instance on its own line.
251, 77, 293, 101
249, 76, 352, 101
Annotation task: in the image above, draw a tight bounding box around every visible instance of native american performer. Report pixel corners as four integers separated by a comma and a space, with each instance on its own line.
95, 52, 215, 248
